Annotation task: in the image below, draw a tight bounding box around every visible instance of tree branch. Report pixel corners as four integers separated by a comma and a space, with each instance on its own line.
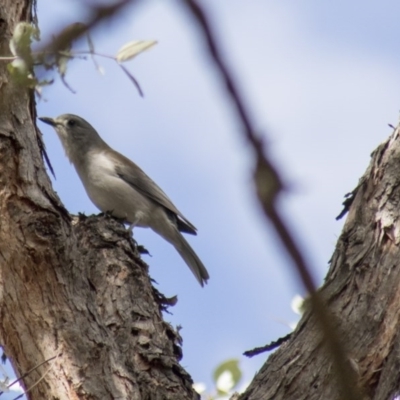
182, 1, 361, 398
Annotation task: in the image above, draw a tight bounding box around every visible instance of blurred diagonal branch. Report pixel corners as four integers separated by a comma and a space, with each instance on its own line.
182, 0, 361, 399
27, 1, 148, 96
41, 0, 133, 53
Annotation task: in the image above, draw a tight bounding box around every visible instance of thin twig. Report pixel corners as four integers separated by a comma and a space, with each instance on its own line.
244, 332, 293, 357
183, 1, 362, 399
0, 353, 60, 397
118, 64, 144, 97
73, 50, 115, 60
12, 353, 61, 400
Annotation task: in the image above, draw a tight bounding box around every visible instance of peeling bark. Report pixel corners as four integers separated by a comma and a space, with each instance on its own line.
0, 1, 198, 399
241, 127, 400, 400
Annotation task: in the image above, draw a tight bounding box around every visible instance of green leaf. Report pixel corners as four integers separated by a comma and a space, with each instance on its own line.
86, 32, 105, 75
57, 55, 68, 77
291, 294, 306, 315
213, 358, 242, 395
9, 22, 38, 73
7, 59, 37, 87
87, 31, 95, 54
116, 40, 157, 63
9, 22, 38, 58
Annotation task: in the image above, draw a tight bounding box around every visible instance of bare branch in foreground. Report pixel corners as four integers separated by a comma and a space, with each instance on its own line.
182, 1, 362, 398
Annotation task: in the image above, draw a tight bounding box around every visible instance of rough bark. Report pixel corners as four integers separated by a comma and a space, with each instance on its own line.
240, 127, 400, 400
0, 2, 198, 399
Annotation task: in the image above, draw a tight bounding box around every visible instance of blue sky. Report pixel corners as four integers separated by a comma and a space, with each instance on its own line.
4, 0, 400, 397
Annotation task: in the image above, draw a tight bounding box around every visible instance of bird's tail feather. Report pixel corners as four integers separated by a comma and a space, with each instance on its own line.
152, 223, 209, 286
173, 232, 209, 286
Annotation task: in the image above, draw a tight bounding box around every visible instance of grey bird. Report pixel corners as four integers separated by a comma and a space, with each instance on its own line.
39, 114, 209, 286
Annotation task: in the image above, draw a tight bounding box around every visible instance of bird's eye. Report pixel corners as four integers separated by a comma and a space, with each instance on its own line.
67, 119, 76, 127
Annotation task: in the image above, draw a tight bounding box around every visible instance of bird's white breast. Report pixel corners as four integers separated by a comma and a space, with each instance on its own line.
75, 151, 151, 225
86, 151, 118, 183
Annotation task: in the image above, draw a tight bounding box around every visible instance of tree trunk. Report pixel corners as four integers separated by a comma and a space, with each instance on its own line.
240, 127, 400, 399
0, 2, 198, 399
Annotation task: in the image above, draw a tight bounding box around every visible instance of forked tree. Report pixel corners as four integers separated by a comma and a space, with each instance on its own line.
1, 1, 399, 400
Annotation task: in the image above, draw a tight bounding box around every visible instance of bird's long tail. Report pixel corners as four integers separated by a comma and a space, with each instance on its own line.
173, 232, 209, 286
154, 223, 209, 286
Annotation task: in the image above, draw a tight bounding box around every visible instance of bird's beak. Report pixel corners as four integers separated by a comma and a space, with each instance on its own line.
38, 117, 57, 127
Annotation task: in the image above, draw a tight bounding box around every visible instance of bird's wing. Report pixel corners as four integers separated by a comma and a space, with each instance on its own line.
114, 153, 197, 235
